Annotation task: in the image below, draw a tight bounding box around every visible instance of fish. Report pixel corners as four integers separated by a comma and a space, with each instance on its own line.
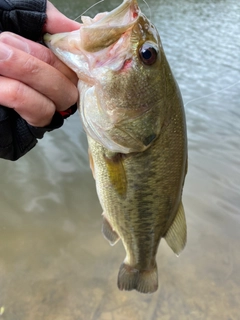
44, 0, 188, 294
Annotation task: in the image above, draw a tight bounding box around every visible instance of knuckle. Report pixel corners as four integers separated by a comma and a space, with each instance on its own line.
39, 48, 55, 66
21, 55, 39, 74
43, 101, 55, 120
68, 85, 79, 105
9, 81, 26, 107
56, 85, 78, 111
29, 100, 56, 127
7, 80, 55, 127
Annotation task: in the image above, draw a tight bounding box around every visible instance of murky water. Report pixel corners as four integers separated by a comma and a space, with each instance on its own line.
0, 0, 239, 319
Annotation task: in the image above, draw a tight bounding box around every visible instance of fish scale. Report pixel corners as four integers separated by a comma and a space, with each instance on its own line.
44, 0, 187, 293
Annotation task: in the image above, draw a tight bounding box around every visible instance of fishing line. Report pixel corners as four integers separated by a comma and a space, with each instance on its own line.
142, 0, 152, 21
74, 0, 105, 21
184, 80, 240, 107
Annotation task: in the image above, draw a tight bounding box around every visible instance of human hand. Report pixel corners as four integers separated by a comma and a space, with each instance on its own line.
43, 1, 80, 34
0, 1, 80, 127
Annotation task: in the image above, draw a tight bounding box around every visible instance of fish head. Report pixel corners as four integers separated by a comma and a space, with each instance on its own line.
44, 0, 176, 153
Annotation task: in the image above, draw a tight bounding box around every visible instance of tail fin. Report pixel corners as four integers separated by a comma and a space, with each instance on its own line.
117, 263, 158, 294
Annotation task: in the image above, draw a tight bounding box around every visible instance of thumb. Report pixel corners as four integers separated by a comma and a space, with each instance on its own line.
43, 1, 80, 34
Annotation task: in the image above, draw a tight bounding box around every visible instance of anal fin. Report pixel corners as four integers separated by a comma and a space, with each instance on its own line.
164, 201, 187, 255
102, 216, 120, 246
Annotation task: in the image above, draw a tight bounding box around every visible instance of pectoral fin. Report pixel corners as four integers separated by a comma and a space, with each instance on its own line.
104, 153, 127, 197
102, 215, 120, 246
164, 201, 187, 255
88, 149, 95, 179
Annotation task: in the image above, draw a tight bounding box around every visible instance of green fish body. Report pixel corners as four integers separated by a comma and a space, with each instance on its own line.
44, 0, 187, 293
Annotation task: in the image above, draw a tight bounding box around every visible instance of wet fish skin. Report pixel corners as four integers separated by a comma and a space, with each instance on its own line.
88, 70, 187, 293
44, 0, 187, 293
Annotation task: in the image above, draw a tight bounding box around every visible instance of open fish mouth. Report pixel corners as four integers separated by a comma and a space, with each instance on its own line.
44, 0, 141, 79
44, 0, 140, 52
81, 0, 139, 26
79, 0, 140, 52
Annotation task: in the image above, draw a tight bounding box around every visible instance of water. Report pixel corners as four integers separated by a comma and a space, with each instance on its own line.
0, 0, 239, 319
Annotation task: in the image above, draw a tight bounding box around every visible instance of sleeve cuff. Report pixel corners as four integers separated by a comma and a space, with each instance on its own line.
0, 0, 47, 41
28, 111, 64, 139
28, 103, 77, 139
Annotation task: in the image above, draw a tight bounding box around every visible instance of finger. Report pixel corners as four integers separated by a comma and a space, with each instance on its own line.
0, 32, 78, 85
0, 42, 78, 112
43, 2, 80, 34
0, 76, 55, 127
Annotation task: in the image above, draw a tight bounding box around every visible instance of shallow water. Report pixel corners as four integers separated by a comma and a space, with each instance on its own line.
0, 0, 240, 319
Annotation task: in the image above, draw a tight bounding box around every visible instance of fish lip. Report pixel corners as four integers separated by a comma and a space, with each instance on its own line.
83, 0, 139, 29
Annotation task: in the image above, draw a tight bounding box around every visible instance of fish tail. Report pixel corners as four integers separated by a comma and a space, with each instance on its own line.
136, 265, 158, 293
117, 262, 158, 294
117, 263, 139, 291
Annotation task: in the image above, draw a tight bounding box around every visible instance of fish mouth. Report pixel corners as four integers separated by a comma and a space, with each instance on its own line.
80, 0, 140, 52
89, 0, 139, 27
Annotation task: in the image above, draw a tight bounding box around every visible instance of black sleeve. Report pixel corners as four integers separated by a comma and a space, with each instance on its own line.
0, 0, 47, 41
0, 0, 77, 161
0, 107, 64, 161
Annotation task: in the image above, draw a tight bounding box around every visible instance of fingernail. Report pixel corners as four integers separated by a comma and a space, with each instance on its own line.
0, 42, 12, 61
0, 33, 30, 53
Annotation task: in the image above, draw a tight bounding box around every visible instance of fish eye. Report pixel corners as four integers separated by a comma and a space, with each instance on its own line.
139, 42, 158, 65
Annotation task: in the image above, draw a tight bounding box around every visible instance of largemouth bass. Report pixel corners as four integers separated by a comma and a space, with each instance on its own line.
44, 0, 188, 293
